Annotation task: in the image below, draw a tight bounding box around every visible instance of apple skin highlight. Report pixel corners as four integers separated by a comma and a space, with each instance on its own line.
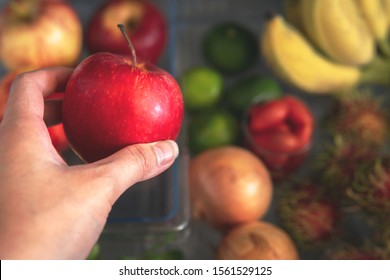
62, 52, 184, 163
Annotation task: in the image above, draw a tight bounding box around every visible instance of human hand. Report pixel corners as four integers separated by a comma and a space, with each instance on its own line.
0, 67, 179, 259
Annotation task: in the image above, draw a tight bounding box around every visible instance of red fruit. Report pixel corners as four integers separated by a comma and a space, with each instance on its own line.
86, 0, 167, 64
244, 95, 313, 178
278, 183, 340, 246
283, 95, 314, 147
62, 51, 184, 162
248, 98, 289, 132
326, 91, 388, 149
1, 71, 69, 154
347, 157, 390, 214
283, 95, 313, 127
253, 130, 300, 153
46, 92, 64, 100
247, 95, 313, 153
0, 70, 18, 121
48, 123, 69, 153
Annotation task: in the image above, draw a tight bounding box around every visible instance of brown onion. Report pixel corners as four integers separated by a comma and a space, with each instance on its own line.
189, 146, 273, 229
216, 221, 299, 260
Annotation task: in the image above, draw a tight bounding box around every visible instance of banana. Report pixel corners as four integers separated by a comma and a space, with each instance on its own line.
384, 0, 390, 23
260, 15, 361, 94
300, 0, 374, 66
356, 0, 390, 57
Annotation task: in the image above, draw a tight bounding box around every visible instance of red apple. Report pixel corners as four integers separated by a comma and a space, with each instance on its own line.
62, 25, 183, 163
0, 70, 17, 122
48, 123, 69, 153
0, 71, 69, 153
45, 91, 69, 153
86, 0, 167, 64
0, 0, 83, 71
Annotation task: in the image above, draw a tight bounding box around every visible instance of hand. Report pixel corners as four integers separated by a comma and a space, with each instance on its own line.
0, 67, 179, 259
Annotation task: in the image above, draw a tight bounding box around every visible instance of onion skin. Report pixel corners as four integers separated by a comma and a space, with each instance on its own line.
189, 146, 273, 229
216, 221, 299, 260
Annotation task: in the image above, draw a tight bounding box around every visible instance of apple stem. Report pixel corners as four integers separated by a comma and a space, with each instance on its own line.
117, 23, 137, 66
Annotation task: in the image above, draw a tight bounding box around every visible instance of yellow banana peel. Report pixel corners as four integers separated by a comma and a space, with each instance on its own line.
384, 0, 390, 23
356, 0, 390, 57
300, 0, 374, 66
260, 15, 390, 95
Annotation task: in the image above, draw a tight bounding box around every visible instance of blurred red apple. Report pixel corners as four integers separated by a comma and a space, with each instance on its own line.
45, 91, 69, 153
86, 0, 167, 64
0, 71, 69, 153
0, 70, 16, 121
62, 25, 183, 163
0, 0, 83, 71
48, 123, 69, 153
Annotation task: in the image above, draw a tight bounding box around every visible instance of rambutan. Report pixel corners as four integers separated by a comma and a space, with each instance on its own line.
346, 156, 390, 216
277, 181, 340, 248
325, 90, 388, 149
324, 242, 385, 260
316, 135, 378, 199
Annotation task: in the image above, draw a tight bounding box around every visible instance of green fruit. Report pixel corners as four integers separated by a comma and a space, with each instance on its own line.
188, 110, 239, 154
227, 76, 282, 114
179, 66, 223, 111
203, 22, 258, 74
87, 243, 100, 260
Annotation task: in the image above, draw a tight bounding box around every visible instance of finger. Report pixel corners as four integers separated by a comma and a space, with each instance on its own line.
2, 67, 73, 123
92, 140, 179, 200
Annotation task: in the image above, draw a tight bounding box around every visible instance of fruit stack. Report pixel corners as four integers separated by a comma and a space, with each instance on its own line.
262, 0, 390, 94
260, 0, 390, 259
183, 0, 390, 260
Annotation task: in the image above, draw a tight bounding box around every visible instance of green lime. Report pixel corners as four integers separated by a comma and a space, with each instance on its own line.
188, 110, 239, 155
227, 76, 282, 115
203, 22, 259, 74
179, 66, 224, 111
87, 243, 100, 260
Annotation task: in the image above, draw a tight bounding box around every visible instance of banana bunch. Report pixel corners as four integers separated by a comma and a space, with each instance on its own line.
260, 0, 390, 95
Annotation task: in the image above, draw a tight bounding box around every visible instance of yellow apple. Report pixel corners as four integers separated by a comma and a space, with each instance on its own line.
0, 0, 83, 71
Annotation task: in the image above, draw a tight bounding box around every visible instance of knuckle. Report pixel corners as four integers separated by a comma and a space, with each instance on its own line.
10, 71, 41, 97
12, 72, 35, 88
122, 144, 156, 178
94, 144, 157, 186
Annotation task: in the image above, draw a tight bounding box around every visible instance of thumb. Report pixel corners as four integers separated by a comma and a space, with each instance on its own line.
92, 140, 179, 198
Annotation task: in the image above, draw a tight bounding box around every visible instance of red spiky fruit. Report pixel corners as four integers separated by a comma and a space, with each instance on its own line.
346, 156, 390, 215
316, 135, 379, 201
326, 90, 388, 149
277, 182, 340, 247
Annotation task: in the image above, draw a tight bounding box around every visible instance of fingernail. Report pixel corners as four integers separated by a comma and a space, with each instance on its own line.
153, 140, 179, 166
